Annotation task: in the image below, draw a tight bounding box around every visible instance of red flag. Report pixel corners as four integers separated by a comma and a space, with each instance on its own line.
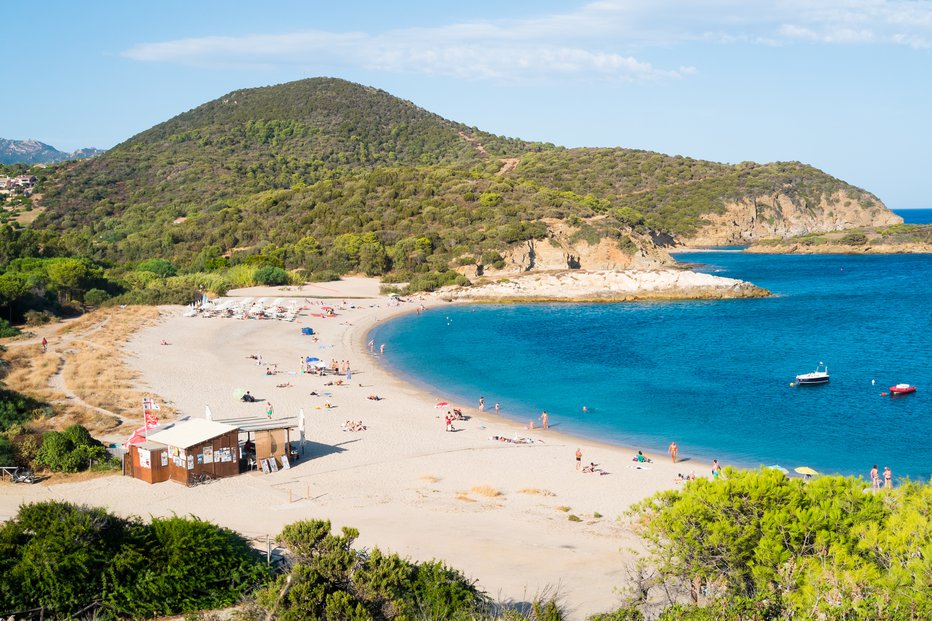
144, 411, 158, 428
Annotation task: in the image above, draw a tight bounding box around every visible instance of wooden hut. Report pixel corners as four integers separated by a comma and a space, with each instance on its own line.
124, 441, 170, 484
130, 419, 241, 486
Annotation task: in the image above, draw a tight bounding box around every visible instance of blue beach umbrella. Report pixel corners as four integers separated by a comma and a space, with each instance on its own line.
306, 356, 320, 362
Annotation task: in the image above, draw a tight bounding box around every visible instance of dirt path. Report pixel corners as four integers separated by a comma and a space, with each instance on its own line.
1, 307, 171, 439
496, 157, 520, 176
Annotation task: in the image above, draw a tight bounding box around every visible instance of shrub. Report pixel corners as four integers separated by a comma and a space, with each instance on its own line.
840, 231, 868, 245
34, 424, 107, 472
0, 319, 20, 338
24, 309, 55, 326
136, 258, 177, 277
254, 265, 290, 286
0, 501, 270, 619
83, 288, 110, 306
0, 389, 43, 433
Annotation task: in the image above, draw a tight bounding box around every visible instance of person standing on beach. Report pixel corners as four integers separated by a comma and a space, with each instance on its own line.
870, 464, 880, 490
668, 441, 679, 464
494, 402, 500, 413
539, 411, 549, 430
266, 402, 274, 419
380, 343, 385, 355
368, 339, 374, 353
445, 414, 453, 432
478, 396, 485, 412
712, 459, 721, 478
883, 466, 893, 489
41, 337, 48, 353
575, 448, 582, 470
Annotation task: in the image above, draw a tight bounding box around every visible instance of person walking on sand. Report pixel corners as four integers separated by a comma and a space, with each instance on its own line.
575, 448, 582, 470
41, 337, 48, 353
266, 402, 274, 419
478, 396, 485, 412
539, 410, 549, 430
668, 441, 679, 464
445, 414, 453, 432
883, 466, 893, 489
870, 464, 880, 490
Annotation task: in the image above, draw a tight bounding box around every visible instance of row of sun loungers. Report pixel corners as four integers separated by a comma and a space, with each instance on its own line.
183, 297, 302, 321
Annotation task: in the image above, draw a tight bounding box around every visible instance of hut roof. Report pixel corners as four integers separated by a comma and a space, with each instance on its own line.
147, 419, 237, 449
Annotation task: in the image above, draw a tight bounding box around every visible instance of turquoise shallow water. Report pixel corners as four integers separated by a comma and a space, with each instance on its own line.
370, 248, 931, 482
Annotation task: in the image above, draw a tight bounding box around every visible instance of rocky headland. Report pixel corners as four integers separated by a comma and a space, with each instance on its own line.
437, 268, 769, 302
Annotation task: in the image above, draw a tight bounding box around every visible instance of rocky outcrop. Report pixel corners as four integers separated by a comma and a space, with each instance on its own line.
682, 191, 901, 246
457, 218, 673, 279
745, 242, 932, 255
437, 269, 769, 302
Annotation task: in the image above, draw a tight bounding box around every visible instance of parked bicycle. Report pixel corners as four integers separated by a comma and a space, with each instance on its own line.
12, 468, 36, 484
188, 472, 216, 486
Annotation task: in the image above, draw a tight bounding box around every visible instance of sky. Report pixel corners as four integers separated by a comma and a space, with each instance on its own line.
3, 0, 931, 209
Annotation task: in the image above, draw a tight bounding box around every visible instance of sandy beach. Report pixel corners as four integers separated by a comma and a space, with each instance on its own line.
0, 278, 712, 619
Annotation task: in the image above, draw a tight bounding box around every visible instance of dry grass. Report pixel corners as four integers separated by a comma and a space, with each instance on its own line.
470, 485, 503, 498
1, 306, 176, 438
455, 493, 477, 503
556, 505, 572, 512
420, 475, 441, 484
519, 487, 556, 496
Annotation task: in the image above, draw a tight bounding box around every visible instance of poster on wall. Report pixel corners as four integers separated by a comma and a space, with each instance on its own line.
197, 454, 204, 465
160, 451, 168, 467
203, 447, 214, 464
187, 455, 194, 470
138, 448, 151, 469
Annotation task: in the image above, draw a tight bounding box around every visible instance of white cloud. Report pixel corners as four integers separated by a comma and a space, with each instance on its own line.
121, 0, 932, 80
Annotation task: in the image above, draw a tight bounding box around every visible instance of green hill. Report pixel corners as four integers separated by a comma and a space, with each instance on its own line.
31, 77, 893, 281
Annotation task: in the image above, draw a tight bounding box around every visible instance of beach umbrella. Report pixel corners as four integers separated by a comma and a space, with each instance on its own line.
305, 356, 320, 362
232, 387, 246, 399
435, 401, 449, 408
766, 465, 789, 475
794, 466, 820, 476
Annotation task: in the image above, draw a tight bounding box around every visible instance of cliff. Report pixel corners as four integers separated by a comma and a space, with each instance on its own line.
682, 190, 901, 246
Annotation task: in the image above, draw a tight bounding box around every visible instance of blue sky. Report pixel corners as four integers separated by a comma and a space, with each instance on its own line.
3, 0, 930, 209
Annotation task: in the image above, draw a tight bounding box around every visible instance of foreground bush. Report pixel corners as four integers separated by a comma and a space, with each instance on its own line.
625, 469, 932, 620
255, 519, 490, 620
0, 502, 270, 619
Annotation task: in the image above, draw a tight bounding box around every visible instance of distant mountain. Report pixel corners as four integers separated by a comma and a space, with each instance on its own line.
0, 138, 103, 165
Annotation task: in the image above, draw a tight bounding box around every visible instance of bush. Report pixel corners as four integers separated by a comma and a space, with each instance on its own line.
840, 231, 868, 245
254, 265, 290, 286
255, 519, 489, 620
24, 309, 55, 326
136, 258, 177, 277
0, 319, 20, 338
0, 388, 43, 433
34, 424, 107, 472
0, 501, 270, 619
83, 288, 110, 306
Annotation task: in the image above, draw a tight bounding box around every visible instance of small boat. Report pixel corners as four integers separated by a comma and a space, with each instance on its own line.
795, 363, 829, 386
889, 384, 916, 396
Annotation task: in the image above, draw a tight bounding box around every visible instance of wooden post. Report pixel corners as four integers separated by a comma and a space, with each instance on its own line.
267, 534, 271, 564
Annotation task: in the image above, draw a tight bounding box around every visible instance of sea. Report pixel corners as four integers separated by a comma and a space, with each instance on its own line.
370, 209, 932, 481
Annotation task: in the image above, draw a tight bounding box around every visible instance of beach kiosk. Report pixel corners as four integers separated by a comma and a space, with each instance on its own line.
130, 419, 241, 486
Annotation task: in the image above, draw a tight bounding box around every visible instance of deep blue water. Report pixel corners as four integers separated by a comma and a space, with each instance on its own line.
370, 252, 932, 481
894, 208, 932, 224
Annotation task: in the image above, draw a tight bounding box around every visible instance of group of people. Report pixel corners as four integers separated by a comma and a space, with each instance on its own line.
366, 339, 385, 355
674, 472, 698, 483
342, 420, 367, 432
870, 464, 893, 490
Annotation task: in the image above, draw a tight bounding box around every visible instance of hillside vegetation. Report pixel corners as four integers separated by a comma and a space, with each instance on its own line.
0, 78, 894, 313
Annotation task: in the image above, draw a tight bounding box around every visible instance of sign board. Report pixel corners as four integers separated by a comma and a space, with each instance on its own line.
138, 448, 151, 469
260, 458, 271, 474
280, 455, 290, 470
